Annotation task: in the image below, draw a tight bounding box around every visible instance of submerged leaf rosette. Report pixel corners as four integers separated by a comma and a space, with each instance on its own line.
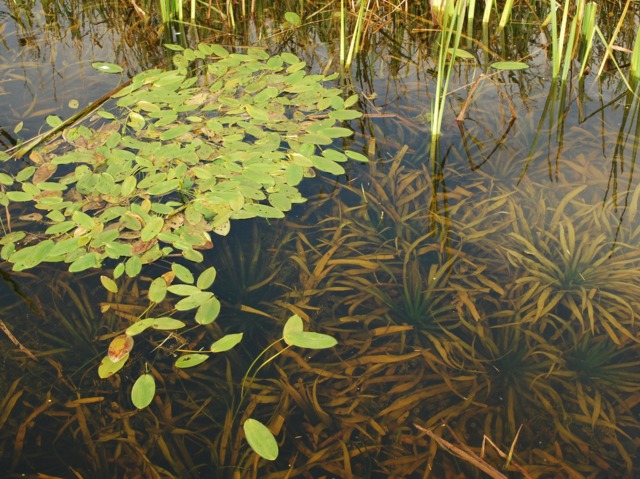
0, 44, 365, 276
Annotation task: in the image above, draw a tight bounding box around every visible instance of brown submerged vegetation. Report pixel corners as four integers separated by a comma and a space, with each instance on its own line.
2, 0, 640, 478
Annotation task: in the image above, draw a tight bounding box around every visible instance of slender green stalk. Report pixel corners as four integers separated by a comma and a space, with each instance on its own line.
498, 0, 514, 31
340, 0, 346, 66
482, 0, 492, 24
430, 0, 468, 163
560, 0, 581, 82
578, 2, 597, 77
345, 0, 368, 68
630, 19, 640, 80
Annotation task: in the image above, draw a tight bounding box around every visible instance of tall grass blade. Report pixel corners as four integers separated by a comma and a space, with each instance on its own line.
498, 0, 514, 31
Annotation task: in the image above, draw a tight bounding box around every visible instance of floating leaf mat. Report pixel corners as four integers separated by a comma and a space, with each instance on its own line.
0, 44, 366, 276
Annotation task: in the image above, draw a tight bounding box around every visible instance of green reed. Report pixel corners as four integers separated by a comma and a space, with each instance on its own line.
340, 0, 369, 68
430, 0, 468, 162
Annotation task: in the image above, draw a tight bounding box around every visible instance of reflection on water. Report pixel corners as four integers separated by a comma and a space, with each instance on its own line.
1, 2, 639, 478
0, 0, 166, 145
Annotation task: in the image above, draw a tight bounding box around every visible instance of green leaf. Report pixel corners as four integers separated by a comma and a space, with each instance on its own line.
69, 252, 99, 272
175, 291, 214, 311
285, 331, 337, 349
126, 318, 155, 336
175, 353, 209, 368
98, 353, 129, 378
160, 124, 192, 140
283, 314, 304, 339
328, 110, 362, 120
100, 275, 119, 293
46, 115, 63, 128
210, 332, 243, 352
210, 44, 230, 57
242, 204, 285, 219
72, 210, 94, 229
345, 150, 369, 162
172, 263, 194, 283
196, 266, 217, 289
490, 61, 529, 70
131, 373, 155, 409
141, 216, 164, 241
311, 156, 345, 175
448, 48, 475, 59
243, 418, 278, 460
6, 191, 33, 202
150, 317, 186, 330
148, 277, 168, 303
284, 11, 301, 26
125, 255, 142, 277
167, 284, 202, 296
195, 297, 221, 324
92, 62, 124, 74
10, 240, 55, 271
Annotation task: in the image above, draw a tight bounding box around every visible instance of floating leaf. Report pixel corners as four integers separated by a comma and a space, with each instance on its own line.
283, 314, 304, 339
175, 353, 209, 368
108, 334, 134, 362
243, 418, 279, 460
141, 216, 164, 241
172, 263, 194, 284
150, 317, 186, 330
285, 331, 337, 349
68, 252, 99, 272
312, 156, 345, 175
148, 277, 168, 303
92, 62, 124, 74
448, 48, 475, 59
46, 115, 62, 128
212, 220, 231, 236
284, 11, 301, 26
126, 318, 155, 336
345, 150, 369, 163
131, 373, 155, 409
195, 297, 221, 324
100, 275, 119, 293
175, 291, 214, 311
197, 266, 217, 290
98, 353, 129, 378
490, 61, 529, 70
210, 332, 243, 352
167, 284, 202, 296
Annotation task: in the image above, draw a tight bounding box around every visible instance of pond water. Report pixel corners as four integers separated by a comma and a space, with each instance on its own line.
1, 1, 639, 478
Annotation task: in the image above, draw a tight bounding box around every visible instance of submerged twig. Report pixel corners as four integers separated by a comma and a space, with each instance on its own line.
0, 318, 38, 361
5, 79, 133, 160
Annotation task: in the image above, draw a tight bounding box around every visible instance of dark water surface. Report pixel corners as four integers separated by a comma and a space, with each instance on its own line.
1, 1, 639, 478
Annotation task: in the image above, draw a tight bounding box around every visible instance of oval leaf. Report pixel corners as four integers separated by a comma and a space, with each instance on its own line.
210, 333, 243, 353
175, 353, 209, 368
100, 275, 119, 293
243, 418, 278, 460
98, 353, 129, 379
108, 334, 134, 362
285, 331, 337, 350
283, 314, 304, 344
197, 266, 217, 289
195, 297, 221, 325
131, 373, 155, 409
490, 61, 529, 70
148, 277, 168, 303
92, 62, 124, 74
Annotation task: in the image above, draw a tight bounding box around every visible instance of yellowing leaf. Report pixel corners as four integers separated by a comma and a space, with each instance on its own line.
108, 334, 134, 362
100, 275, 119, 293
